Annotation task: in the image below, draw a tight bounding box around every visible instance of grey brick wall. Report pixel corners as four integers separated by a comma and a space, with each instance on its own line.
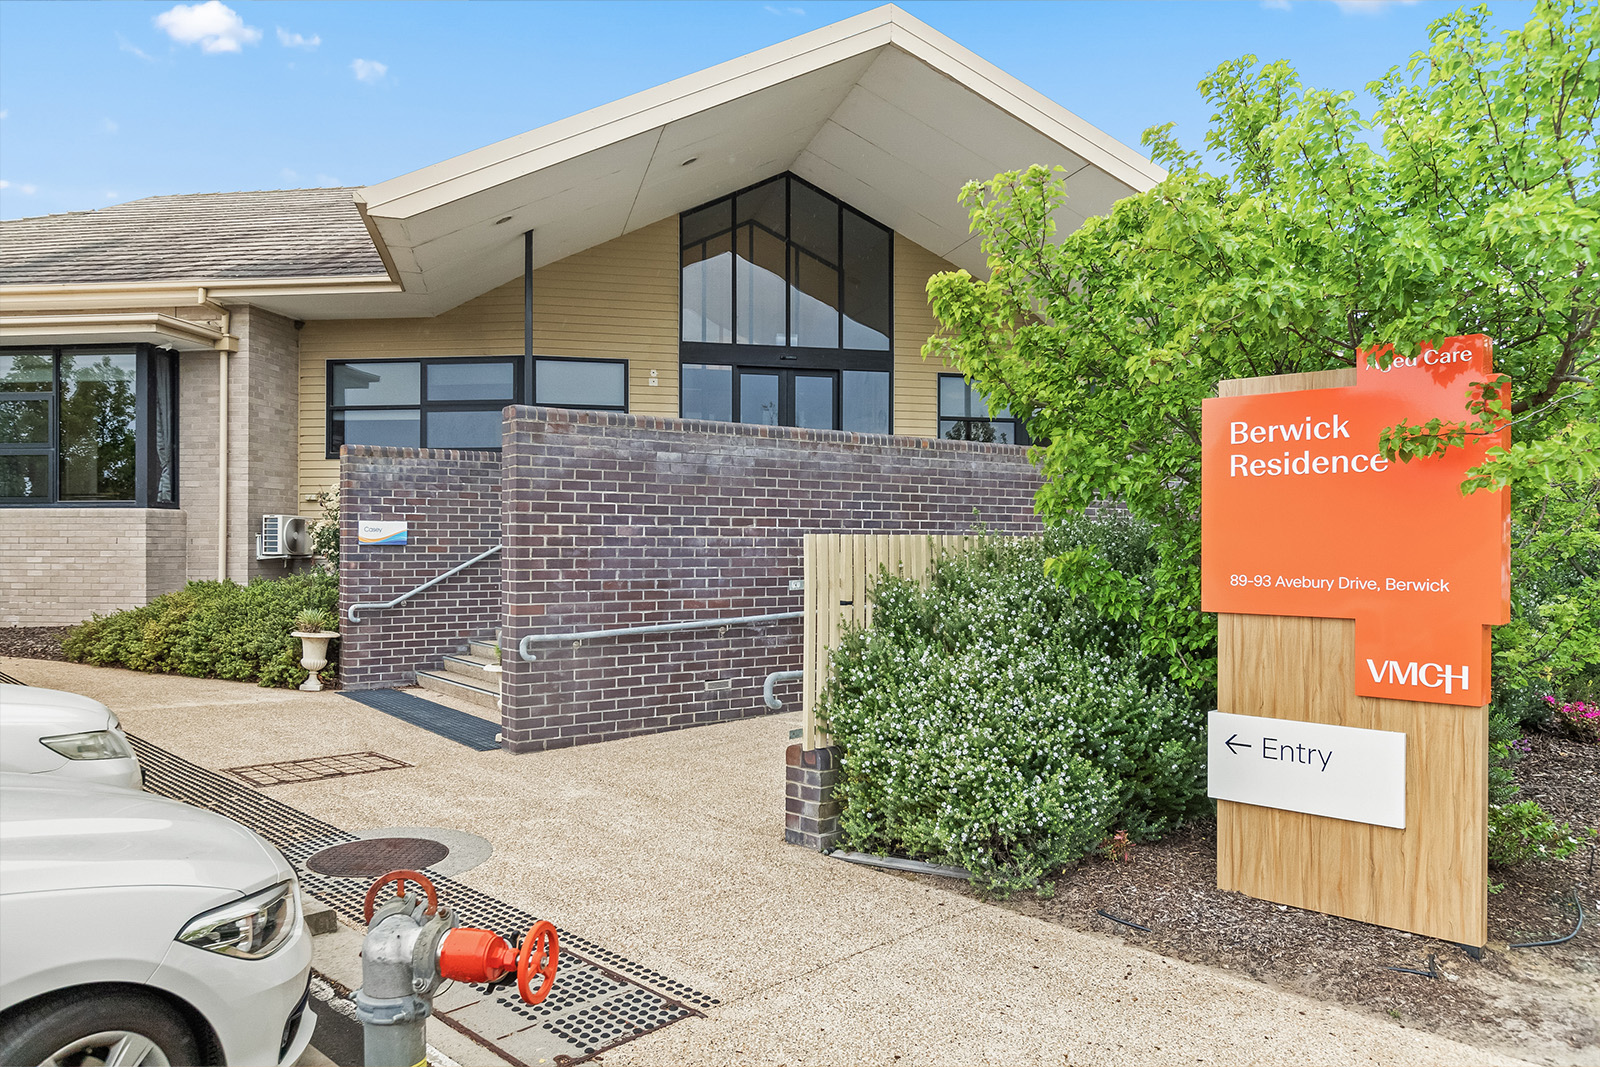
231, 307, 305, 582
338, 446, 503, 689
0, 508, 187, 626
499, 408, 1046, 752
178, 349, 222, 581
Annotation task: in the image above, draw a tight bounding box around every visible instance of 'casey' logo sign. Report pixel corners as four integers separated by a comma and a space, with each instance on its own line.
1201, 334, 1509, 707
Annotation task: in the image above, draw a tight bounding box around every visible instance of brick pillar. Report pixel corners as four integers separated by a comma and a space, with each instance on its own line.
785, 744, 841, 850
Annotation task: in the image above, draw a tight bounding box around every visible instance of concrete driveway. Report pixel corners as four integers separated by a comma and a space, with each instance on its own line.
3, 657, 1523, 1066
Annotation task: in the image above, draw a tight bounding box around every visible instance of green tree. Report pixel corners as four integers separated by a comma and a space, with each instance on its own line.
925, 0, 1599, 699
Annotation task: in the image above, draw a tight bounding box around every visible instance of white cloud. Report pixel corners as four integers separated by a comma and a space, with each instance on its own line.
1, 181, 39, 195
276, 27, 321, 49
105, 191, 120, 200
763, 4, 806, 13
154, 1, 262, 53
1261, 0, 1292, 9
0, 110, 8, 120
101, 118, 119, 134
351, 58, 387, 83
117, 35, 157, 62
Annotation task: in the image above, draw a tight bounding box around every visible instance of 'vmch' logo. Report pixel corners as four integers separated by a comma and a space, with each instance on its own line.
1365, 659, 1472, 694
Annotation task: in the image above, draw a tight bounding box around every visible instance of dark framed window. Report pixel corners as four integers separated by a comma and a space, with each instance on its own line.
680, 173, 893, 433
327, 357, 517, 456
1, 345, 178, 507
533, 357, 627, 411
326, 355, 629, 457
938, 374, 1030, 445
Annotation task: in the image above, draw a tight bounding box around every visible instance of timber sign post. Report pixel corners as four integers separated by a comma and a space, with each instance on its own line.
1200, 335, 1508, 947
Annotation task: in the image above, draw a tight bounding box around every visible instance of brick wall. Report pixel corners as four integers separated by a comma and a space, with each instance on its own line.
0, 509, 187, 626
338, 446, 502, 689
500, 408, 1046, 752
232, 307, 306, 582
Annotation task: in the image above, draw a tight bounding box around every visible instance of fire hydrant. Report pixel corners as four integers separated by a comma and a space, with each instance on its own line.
355, 869, 558, 1067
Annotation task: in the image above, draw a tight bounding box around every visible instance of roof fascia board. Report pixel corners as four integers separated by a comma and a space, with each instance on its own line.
361, 15, 897, 220
0, 275, 402, 312
353, 193, 403, 284
1, 312, 226, 351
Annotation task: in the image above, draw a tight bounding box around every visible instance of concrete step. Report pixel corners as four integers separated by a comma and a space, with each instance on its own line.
441, 652, 500, 680
415, 669, 499, 708
467, 638, 500, 660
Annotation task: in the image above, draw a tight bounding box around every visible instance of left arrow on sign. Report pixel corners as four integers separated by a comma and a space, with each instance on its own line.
1224, 733, 1251, 755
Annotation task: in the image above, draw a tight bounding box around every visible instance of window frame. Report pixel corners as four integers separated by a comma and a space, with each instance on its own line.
0, 344, 179, 508
679, 173, 895, 432
326, 356, 520, 458
937, 373, 1031, 446
532, 355, 629, 413
326, 354, 632, 458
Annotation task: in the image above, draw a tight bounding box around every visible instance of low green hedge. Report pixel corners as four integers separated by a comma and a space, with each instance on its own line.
63, 573, 339, 689
820, 515, 1210, 895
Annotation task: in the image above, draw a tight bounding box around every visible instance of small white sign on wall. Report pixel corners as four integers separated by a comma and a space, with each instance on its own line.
1207, 711, 1407, 828
358, 521, 408, 546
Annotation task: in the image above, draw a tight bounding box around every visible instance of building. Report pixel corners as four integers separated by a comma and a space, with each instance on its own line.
2, 5, 1161, 645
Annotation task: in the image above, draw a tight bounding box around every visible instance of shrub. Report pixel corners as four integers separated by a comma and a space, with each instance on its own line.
1488, 801, 1593, 870
310, 490, 340, 572
63, 573, 339, 688
820, 515, 1210, 895
1547, 696, 1600, 743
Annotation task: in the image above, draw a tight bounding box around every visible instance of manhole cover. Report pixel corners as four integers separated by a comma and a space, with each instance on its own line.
306, 837, 450, 877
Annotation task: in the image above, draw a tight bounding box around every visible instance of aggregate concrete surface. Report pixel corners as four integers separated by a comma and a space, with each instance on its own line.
4, 658, 1531, 1067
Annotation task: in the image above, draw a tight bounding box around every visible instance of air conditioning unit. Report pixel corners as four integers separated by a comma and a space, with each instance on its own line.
257, 514, 312, 560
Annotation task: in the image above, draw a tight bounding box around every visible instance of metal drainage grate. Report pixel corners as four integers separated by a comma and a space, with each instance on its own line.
224, 751, 413, 787
307, 837, 450, 878
128, 735, 718, 1064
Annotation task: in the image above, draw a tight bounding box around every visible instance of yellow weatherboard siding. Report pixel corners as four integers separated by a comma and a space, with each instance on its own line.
297, 219, 680, 510
297, 219, 963, 511
894, 233, 962, 439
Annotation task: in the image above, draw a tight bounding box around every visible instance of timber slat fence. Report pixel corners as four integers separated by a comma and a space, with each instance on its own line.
800, 533, 976, 748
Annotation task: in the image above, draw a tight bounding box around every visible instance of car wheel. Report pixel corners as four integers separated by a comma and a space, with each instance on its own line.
0, 989, 199, 1066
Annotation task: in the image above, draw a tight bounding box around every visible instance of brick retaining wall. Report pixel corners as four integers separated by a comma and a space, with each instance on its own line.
500, 408, 1047, 752
338, 446, 502, 689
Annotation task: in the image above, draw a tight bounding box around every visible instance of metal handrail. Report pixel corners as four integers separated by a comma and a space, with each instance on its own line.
518, 610, 802, 662
346, 545, 502, 623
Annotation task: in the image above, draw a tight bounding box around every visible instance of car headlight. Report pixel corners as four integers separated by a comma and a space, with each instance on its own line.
178, 880, 299, 959
40, 730, 134, 761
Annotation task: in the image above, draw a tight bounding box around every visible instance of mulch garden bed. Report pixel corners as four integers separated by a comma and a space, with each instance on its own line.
904, 729, 1598, 1066
0, 626, 72, 662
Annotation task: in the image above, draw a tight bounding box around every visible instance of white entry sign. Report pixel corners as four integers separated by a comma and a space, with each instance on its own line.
1208, 711, 1407, 829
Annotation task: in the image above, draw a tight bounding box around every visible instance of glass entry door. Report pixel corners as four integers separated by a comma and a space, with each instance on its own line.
736, 369, 837, 429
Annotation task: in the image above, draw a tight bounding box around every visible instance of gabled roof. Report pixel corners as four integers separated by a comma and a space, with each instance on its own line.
0, 6, 1162, 322
356, 3, 1164, 317
0, 188, 387, 286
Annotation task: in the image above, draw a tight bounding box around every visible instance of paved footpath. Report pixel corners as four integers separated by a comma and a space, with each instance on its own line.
5, 658, 1528, 1067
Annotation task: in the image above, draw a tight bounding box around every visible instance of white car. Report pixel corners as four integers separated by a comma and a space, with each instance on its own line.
0, 684, 143, 790
0, 773, 316, 1065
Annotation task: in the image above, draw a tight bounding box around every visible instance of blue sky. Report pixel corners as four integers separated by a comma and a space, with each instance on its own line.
0, 0, 1535, 220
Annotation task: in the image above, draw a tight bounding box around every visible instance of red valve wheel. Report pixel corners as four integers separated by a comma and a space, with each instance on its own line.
516, 920, 560, 1005
363, 869, 439, 922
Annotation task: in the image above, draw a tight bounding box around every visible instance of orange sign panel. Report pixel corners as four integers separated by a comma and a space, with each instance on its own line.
1201, 335, 1509, 707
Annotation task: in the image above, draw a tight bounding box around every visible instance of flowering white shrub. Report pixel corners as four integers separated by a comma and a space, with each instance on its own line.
820, 515, 1209, 895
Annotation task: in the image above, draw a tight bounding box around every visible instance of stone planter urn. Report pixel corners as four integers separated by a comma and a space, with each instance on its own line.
291, 631, 339, 691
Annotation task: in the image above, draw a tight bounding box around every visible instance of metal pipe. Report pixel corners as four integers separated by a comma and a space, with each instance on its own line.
215, 302, 230, 581
347, 545, 502, 623
518, 611, 802, 662
831, 850, 972, 880
763, 670, 804, 709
